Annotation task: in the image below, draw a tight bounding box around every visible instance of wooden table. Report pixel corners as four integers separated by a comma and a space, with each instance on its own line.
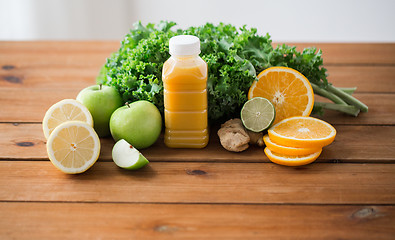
0, 42, 394, 239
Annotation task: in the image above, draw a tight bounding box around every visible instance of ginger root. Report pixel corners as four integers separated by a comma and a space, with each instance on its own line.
247, 130, 264, 147
217, 118, 264, 152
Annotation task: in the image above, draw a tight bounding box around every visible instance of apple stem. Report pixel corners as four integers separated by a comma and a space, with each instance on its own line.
126, 102, 130, 108
99, 84, 102, 90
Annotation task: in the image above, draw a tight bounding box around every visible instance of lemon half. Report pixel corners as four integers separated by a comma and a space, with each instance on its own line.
46, 121, 100, 174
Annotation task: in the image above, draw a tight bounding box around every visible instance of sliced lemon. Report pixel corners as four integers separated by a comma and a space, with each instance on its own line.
248, 67, 314, 125
264, 147, 322, 166
263, 135, 321, 156
46, 121, 100, 174
43, 99, 93, 139
268, 116, 336, 148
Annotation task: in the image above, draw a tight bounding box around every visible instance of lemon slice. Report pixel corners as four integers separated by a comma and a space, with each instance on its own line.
241, 97, 275, 132
264, 147, 322, 166
46, 121, 100, 174
268, 116, 336, 148
263, 135, 321, 156
43, 99, 93, 139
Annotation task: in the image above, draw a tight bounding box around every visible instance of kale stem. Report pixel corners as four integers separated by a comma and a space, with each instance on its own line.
327, 84, 368, 112
311, 83, 347, 105
338, 87, 357, 95
314, 102, 360, 117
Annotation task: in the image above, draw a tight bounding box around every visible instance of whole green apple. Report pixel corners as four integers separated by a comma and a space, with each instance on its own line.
77, 85, 123, 137
110, 100, 162, 149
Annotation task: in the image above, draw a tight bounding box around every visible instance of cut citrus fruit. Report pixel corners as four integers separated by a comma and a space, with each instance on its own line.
263, 135, 321, 156
248, 67, 314, 125
43, 99, 93, 139
264, 147, 322, 166
46, 121, 100, 174
240, 97, 275, 132
268, 116, 336, 148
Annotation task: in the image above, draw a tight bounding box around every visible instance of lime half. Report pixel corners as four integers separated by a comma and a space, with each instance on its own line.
241, 97, 275, 132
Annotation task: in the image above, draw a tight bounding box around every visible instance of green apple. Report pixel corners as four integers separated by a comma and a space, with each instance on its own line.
110, 100, 162, 149
112, 139, 149, 170
77, 84, 123, 137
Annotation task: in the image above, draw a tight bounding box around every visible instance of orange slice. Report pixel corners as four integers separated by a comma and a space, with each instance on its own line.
263, 135, 321, 156
248, 67, 314, 125
268, 116, 336, 148
264, 147, 322, 166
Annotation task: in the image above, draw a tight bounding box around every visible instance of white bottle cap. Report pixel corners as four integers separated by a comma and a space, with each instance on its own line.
169, 35, 201, 56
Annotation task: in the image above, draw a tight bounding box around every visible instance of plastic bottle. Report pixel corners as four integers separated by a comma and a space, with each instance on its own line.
162, 35, 209, 148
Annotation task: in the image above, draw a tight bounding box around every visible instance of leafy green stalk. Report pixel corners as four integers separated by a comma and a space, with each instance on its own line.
311, 83, 347, 105
314, 102, 360, 117
326, 85, 368, 112
338, 87, 357, 95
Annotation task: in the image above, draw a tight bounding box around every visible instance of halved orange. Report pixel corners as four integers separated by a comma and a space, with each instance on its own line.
264, 147, 322, 166
268, 116, 336, 148
248, 67, 314, 125
263, 135, 321, 156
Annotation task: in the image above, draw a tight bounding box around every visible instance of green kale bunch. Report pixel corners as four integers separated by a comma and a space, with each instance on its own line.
98, 21, 367, 123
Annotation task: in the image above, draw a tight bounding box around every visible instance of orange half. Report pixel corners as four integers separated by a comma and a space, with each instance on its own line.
248, 67, 314, 125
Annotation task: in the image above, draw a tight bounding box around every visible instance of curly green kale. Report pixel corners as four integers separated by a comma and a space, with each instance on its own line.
98, 21, 367, 123
98, 21, 178, 114
99, 21, 264, 122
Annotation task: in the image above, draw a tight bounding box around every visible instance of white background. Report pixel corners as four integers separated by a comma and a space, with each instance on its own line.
1, 0, 394, 42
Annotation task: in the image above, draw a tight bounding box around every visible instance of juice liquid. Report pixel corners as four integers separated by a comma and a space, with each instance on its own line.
162, 55, 209, 148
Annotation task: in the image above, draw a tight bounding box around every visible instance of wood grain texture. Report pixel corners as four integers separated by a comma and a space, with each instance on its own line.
0, 88, 79, 122
2, 42, 395, 66
0, 161, 394, 204
326, 66, 395, 93
1, 123, 395, 163
0, 41, 118, 68
0, 90, 393, 125
1, 42, 394, 239
1, 202, 393, 240
2, 63, 394, 93
274, 43, 395, 65
0, 65, 101, 90
316, 93, 394, 125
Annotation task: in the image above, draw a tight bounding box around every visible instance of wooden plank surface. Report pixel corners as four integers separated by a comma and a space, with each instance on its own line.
0, 90, 392, 125
2, 42, 395, 65
277, 43, 395, 65
2, 123, 394, 162
1, 161, 394, 204
326, 66, 395, 93
0, 41, 116, 68
2, 64, 394, 93
1, 202, 393, 240
1, 42, 394, 239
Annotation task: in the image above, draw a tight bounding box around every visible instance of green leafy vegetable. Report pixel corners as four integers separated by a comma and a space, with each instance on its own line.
98, 21, 367, 123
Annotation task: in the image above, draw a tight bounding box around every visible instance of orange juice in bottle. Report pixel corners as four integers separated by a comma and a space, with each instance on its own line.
162, 35, 209, 148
